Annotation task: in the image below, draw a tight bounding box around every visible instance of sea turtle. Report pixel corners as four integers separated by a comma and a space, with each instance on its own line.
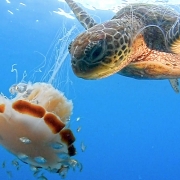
65, 0, 180, 92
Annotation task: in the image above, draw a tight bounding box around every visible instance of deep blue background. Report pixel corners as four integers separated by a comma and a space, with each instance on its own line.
0, 1, 180, 180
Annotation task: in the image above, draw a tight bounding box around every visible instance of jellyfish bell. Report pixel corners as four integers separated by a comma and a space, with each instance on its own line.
0, 82, 77, 174
0, 25, 80, 177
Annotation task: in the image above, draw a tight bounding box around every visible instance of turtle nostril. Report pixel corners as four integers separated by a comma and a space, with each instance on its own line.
71, 59, 77, 66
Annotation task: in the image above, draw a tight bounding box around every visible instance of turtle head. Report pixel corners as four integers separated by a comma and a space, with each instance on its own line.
68, 20, 132, 79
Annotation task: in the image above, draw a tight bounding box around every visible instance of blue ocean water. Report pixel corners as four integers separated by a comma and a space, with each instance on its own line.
0, 0, 180, 180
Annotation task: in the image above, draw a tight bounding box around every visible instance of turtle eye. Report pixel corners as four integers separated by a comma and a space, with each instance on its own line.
85, 39, 106, 63
91, 46, 103, 59
91, 39, 106, 62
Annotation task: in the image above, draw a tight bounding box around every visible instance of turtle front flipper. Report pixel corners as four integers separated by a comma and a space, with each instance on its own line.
166, 18, 180, 54
169, 79, 179, 93
65, 0, 97, 29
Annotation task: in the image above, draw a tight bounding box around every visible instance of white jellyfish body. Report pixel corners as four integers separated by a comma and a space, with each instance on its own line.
0, 24, 80, 177
0, 82, 77, 173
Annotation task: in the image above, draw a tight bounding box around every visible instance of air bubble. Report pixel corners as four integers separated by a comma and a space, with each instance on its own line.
12, 159, 19, 167
18, 153, 28, 161
77, 126, 81, 132
30, 165, 39, 172
49, 168, 59, 173
19, 137, 31, 144
34, 156, 47, 164
76, 117, 80, 121
69, 159, 83, 171
57, 153, 69, 160
50, 142, 63, 150
58, 165, 68, 178
81, 142, 86, 152
9, 83, 27, 95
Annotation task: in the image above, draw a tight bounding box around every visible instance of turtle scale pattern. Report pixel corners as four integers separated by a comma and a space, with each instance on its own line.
65, 0, 180, 91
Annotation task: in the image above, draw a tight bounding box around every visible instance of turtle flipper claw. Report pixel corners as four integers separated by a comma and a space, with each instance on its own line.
169, 79, 179, 93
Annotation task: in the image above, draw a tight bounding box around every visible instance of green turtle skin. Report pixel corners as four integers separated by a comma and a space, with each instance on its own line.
65, 0, 180, 91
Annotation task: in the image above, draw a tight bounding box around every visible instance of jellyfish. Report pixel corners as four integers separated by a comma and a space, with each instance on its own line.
0, 25, 81, 178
